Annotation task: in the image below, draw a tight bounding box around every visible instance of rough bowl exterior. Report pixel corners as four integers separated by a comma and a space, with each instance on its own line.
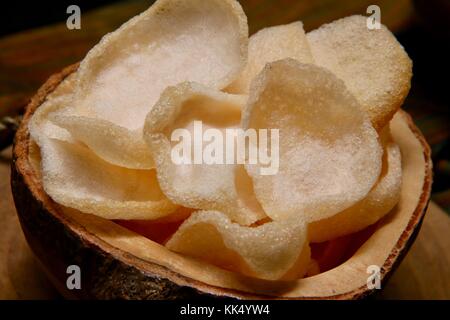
11, 65, 432, 299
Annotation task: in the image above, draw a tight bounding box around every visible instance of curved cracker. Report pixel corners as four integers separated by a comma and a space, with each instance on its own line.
75, 0, 248, 130
52, 115, 154, 169
28, 73, 78, 145
144, 82, 266, 226
307, 15, 412, 130
40, 137, 178, 220
166, 210, 310, 280
308, 132, 402, 242
243, 59, 382, 222
227, 21, 314, 94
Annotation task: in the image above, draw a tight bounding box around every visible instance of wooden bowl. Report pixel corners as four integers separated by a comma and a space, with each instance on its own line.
11, 65, 433, 299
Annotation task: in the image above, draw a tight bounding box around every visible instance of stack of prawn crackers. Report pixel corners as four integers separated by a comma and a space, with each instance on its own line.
29, 0, 412, 280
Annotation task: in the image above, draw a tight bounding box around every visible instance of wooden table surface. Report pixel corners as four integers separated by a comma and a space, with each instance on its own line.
1, 0, 449, 299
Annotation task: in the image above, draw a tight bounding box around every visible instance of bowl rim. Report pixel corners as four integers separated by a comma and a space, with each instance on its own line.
11, 64, 433, 299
